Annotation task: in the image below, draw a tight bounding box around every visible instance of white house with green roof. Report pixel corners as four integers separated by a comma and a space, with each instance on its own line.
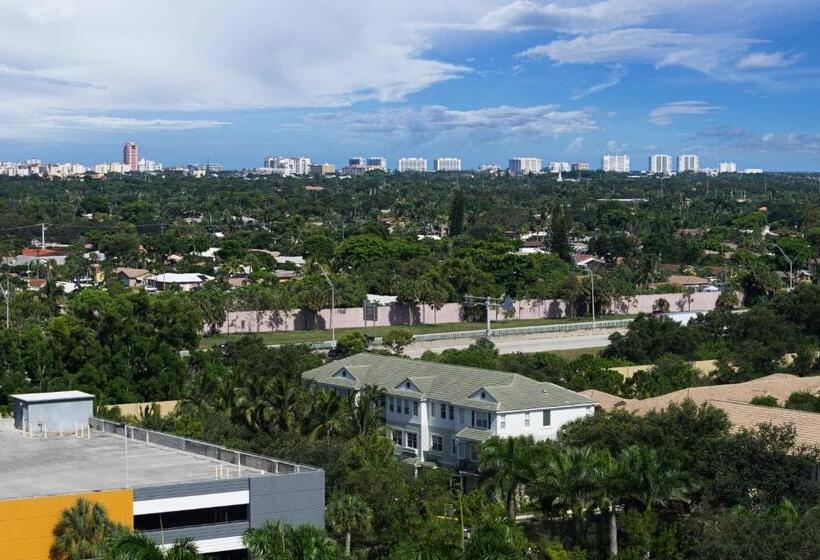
301, 353, 596, 468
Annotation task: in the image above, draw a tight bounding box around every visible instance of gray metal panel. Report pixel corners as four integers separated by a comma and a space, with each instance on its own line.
249, 470, 325, 529
141, 520, 249, 545
24, 400, 92, 433
134, 478, 249, 501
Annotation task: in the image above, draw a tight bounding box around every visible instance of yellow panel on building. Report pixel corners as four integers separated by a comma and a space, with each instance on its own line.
0, 489, 133, 560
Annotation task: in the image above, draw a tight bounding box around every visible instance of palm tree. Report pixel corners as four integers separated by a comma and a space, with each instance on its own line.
244, 520, 289, 560
617, 445, 688, 512
478, 436, 538, 520
540, 447, 601, 545
50, 498, 115, 560
345, 385, 386, 438
306, 388, 346, 439
106, 533, 201, 560
244, 521, 341, 560
589, 450, 621, 559
326, 494, 373, 555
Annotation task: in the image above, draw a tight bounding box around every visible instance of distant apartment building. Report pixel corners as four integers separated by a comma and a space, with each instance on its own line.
719, 161, 737, 173
571, 162, 590, 171
264, 156, 311, 176
398, 157, 428, 172
548, 161, 571, 173
744, 168, 764, 174
310, 162, 336, 175
46, 163, 87, 177
366, 157, 388, 171
433, 158, 461, 172
94, 162, 131, 174
477, 164, 501, 174
677, 154, 700, 173
123, 142, 139, 169
649, 154, 672, 175
601, 154, 630, 173
508, 157, 542, 175
137, 159, 162, 172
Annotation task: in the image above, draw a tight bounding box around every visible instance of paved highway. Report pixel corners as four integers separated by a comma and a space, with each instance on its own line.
404, 329, 625, 357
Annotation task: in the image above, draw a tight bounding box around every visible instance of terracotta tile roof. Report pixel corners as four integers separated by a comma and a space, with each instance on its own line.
707, 400, 820, 449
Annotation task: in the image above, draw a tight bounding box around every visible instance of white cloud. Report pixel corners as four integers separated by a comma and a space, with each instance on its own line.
566, 137, 584, 153
474, 0, 652, 33
606, 139, 627, 152
0, 0, 481, 140
698, 126, 820, 154
570, 65, 627, 99
736, 51, 803, 69
520, 28, 755, 76
40, 115, 229, 131
649, 101, 723, 126
303, 104, 597, 139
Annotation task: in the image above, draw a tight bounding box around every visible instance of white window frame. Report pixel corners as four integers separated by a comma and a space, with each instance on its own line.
524, 412, 530, 427
431, 434, 443, 452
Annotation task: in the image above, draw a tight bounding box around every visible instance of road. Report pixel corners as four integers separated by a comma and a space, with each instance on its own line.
403, 329, 625, 357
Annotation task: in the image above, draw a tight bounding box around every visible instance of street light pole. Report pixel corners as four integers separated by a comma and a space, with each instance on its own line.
773, 244, 794, 290
584, 265, 596, 327
318, 265, 335, 343
1, 276, 10, 329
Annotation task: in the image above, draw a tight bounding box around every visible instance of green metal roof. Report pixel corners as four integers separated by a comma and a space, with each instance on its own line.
301, 353, 594, 413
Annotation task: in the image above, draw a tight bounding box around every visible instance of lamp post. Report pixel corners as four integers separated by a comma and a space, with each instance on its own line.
318, 264, 335, 343
0, 276, 10, 328
773, 244, 794, 290
582, 264, 596, 327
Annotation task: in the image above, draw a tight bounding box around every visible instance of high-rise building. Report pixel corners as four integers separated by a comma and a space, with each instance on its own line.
649, 154, 672, 175
348, 156, 366, 167
508, 157, 542, 175
548, 161, 571, 173
433, 158, 461, 172
571, 162, 590, 171
310, 162, 336, 175
677, 154, 700, 173
601, 154, 630, 173
123, 142, 139, 170
366, 157, 388, 171
264, 156, 311, 175
718, 161, 737, 173
398, 157, 427, 172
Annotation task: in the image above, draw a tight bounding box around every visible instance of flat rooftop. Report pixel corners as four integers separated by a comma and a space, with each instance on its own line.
0, 428, 265, 500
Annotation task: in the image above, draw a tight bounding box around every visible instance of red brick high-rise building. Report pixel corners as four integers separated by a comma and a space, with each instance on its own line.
123, 142, 139, 171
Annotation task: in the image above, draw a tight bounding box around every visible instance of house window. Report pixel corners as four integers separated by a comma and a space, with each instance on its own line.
451, 438, 458, 455
406, 381, 411, 389
524, 412, 530, 427
459, 409, 464, 424
431, 435, 443, 452
500, 416, 506, 430
431, 402, 436, 417
476, 413, 489, 429
403, 399, 410, 415
448, 405, 454, 419
440, 403, 447, 419
543, 410, 551, 426
389, 397, 394, 412
392, 430, 403, 446
407, 432, 418, 449
413, 401, 419, 416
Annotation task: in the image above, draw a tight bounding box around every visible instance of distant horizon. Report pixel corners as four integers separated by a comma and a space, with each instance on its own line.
3, 2, 820, 171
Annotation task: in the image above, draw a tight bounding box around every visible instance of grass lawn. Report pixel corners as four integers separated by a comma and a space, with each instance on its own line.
199, 314, 631, 349
547, 346, 606, 360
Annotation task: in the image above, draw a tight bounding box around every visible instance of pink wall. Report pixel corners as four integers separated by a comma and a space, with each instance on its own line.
211, 292, 727, 334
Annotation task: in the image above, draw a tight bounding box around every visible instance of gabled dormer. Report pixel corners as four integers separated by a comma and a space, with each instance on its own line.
332, 367, 358, 382
468, 387, 498, 403
394, 377, 429, 394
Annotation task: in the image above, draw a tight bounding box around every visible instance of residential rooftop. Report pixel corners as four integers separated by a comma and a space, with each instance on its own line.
10, 390, 93, 403
0, 420, 313, 501
302, 352, 595, 413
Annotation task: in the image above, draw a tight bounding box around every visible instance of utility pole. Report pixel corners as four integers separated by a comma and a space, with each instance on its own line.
40, 223, 46, 250
1, 276, 10, 328
773, 244, 794, 290
582, 263, 597, 327
464, 295, 514, 336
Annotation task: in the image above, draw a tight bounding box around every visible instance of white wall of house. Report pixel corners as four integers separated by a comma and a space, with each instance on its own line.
496, 405, 594, 440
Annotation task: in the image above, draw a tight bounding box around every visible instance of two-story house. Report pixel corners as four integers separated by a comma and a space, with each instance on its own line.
301, 353, 596, 468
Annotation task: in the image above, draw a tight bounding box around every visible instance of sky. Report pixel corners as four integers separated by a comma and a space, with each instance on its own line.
2, 0, 820, 171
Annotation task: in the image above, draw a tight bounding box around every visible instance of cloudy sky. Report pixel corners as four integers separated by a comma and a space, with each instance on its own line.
2, 0, 820, 170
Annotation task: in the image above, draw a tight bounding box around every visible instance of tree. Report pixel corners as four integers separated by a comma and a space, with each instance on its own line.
550, 202, 572, 262
617, 445, 688, 512
244, 521, 342, 560
448, 190, 465, 236
106, 533, 201, 560
334, 332, 368, 358
50, 498, 117, 560
653, 297, 670, 314
479, 436, 538, 519
382, 329, 413, 356
327, 494, 373, 555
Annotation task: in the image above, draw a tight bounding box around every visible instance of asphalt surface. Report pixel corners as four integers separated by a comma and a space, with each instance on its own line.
403, 329, 624, 357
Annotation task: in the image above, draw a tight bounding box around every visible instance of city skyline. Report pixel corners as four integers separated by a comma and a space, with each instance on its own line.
2, 1, 820, 170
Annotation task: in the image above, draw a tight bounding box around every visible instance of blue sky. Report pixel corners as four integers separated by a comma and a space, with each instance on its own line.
2, 0, 820, 170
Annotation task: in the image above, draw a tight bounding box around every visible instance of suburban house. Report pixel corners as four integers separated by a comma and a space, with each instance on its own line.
146, 272, 214, 292
115, 267, 151, 288
659, 274, 714, 291
301, 353, 596, 469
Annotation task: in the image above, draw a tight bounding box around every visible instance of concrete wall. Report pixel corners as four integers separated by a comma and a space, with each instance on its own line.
213, 291, 726, 334
249, 470, 325, 528
14, 399, 93, 433
497, 405, 595, 441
